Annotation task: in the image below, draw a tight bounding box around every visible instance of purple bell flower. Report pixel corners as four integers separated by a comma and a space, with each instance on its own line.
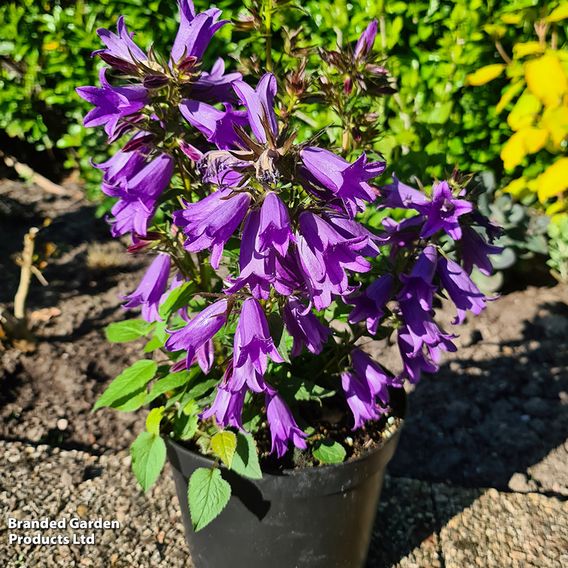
226, 203, 302, 299
271, 250, 306, 297
170, 0, 227, 64
196, 339, 215, 374
265, 391, 307, 457
93, 146, 148, 194
350, 349, 392, 405
179, 100, 248, 149
460, 226, 502, 276
300, 147, 385, 217
400, 301, 456, 358
173, 189, 251, 269
231, 298, 283, 393
397, 328, 439, 384
354, 20, 378, 60
202, 365, 246, 428
341, 371, 381, 429
106, 153, 174, 237
297, 212, 371, 310
93, 16, 147, 72
398, 245, 438, 311
76, 69, 148, 140
202, 384, 246, 428
379, 216, 424, 257
438, 257, 487, 324
225, 209, 273, 300
122, 253, 171, 322
380, 175, 429, 209
233, 73, 278, 143
258, 192, 294, 256
165, 299, 228, 367
348, 274, 394, 335
199, 151, 249, 189
283, 297, 330, 357
326, 214, 382, 257
416, 181, 473, 240
397, 246, 457, 358
192, 58, 243, 103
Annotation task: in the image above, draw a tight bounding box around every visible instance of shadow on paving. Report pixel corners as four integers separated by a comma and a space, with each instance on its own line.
367, 300, 568, 567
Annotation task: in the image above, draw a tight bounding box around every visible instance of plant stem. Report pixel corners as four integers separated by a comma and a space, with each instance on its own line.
14, 227, 39, 321
265, 0, 273, 71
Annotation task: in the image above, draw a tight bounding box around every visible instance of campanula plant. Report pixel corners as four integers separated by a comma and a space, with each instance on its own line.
80, 0, 500, 531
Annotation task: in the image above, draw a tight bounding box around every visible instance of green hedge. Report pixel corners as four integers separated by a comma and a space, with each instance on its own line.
0, 0, 544, 195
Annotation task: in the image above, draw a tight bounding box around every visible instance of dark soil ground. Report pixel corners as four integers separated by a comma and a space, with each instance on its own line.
0, 179, 147, 452
1, 177, 567, 497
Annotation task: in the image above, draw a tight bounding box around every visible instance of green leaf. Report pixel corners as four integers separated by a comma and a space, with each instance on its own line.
144, 322, 168, 353
182, 399, 199, 416
146, 406, 164, 436
196, 435, 211, 455
94, 360, 157, 411
276, 326, 293, 364
186, 377, 219, 400
313, 440, 346, 464
211, 431, 237, 468
231, 433, 262, 480
105, 319, 153, 343
158, 282, 194, 320
114, 389, 147, 412
130, 432, 166, 492
280, 377, 336, 404
174, 412, 198, 440
145, 370, 195, 404
188, 467, 231, 531
267, 313, 292, 363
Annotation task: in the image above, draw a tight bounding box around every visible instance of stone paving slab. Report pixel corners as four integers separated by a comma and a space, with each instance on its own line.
1, 441, 566, 568
434, 485, 567, 568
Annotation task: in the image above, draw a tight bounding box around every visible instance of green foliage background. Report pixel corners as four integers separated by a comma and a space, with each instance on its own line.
0, 0, 559, 204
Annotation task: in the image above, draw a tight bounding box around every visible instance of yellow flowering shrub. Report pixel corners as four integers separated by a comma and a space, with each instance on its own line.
468, 5, 568, 222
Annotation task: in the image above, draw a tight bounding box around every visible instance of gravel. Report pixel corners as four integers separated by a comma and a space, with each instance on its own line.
0, 442, 188, 567
1, 441, 566, 567
436, 486, 568, 568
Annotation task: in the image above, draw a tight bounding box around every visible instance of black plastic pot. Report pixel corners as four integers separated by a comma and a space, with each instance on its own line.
166, 400, 404, 568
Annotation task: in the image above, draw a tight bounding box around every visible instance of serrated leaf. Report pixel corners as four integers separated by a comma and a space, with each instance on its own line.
105, 319, 153, 343
130, 432, 166, 492
211, 431, 237, 468
146, 406, 164, 435
182, 399, 199, 416
145, 370, 196, 404
313, 440, 346, 464
188, 467, 231, 531
196, 435, 211, 454
174, 413, 198, 440
231, 433, 262, 480
158, 282, 194, 320
94, 360, 157, 411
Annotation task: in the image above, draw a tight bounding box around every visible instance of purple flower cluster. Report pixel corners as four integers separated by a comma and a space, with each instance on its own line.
80, 3, 500, 460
